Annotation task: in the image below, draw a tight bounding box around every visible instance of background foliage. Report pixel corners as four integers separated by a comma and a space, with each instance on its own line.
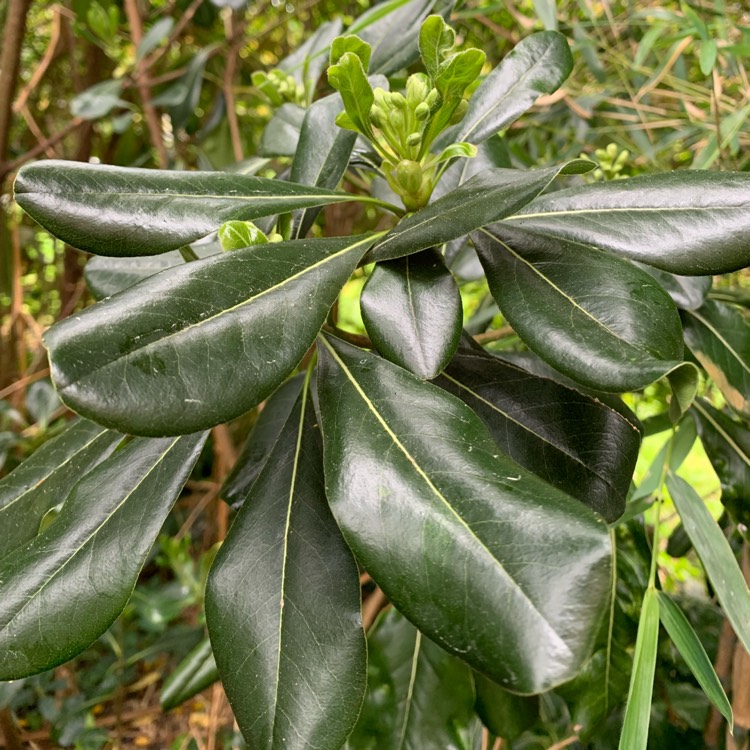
1, 0, 749, 748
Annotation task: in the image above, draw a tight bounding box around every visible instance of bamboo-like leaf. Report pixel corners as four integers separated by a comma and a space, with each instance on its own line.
317, 334, 611, 693
436, 338, 640, 521
44, 234, 375, 436
474, 224, 688, 393
161, 638, 219, 711
13, 161, 376, 257
206, 380, 365, 750
503, 171, 750, 275
0, 432, 206, 680
368, 162, 592, 264
618, 588, 659, 750
347, 608, 481, 750
667, 474, 750, 655
683, 300, 750, 417
0, 420, 122, 558
361, 249, 462, 379
657, 592, 733, 728
454, 31, 573, 145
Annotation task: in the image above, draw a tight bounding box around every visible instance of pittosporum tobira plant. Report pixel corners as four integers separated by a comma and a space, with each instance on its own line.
3, 2, 750, 748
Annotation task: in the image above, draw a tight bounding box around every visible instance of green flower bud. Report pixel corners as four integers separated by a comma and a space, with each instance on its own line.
370, 105, 385, 128
425, 88, 440, 109
406, 132, 422, 147
394, 159, 423, 195
449, 98, 469, 125
406, 73, 430, 106
415, 102, 430, 121
389, 92, 407, 109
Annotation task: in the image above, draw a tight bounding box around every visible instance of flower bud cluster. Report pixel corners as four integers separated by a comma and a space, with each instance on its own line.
252, 69, 305, 107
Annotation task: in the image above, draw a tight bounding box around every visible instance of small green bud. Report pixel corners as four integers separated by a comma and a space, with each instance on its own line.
370, 105, 385, 128
394, 160, 423, 194
219, 221, 269, 251
449, 98, 469, 124
415, 102, 430, 121
406, 73, 430, 106
606, 142, 619, 159
406, 132, 422, 147
389, 92, 407, 109
388, 106, 405, 133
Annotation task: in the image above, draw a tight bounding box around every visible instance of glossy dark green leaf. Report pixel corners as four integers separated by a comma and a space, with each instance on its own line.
13, 161, 373, 257
356, 0, 448, 76
0, 432, 206, 680
474, 673, 539, 741
259, 103, 306, 157
85, 251, 184, 299
44, 234, 375, 436
455, 31, 573, 145
636, 264, 712, 311
347, 608, 481, 750
368, 162, 592, 264
657, 592, 732, 728
161, 637, 219, 711
291, 93, 358, 238
667, 474, 750, 655
474, 224, 688, 393
0, 420, 122, 558
692, 399, 750, 529
683, 300, 750, 417
206, 383, 366, 750
317, 334, 612, 693
436, 338, 640, 521
221, 374, 304, 507
361, 249, 462, 379
618, 588, 659, 750
503, 171, 750, 275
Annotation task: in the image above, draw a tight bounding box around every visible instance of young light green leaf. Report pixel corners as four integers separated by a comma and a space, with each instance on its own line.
347, 608, 481, 750
361, 248, 462, 379
13, 161, 370, 257
327, 52, 375, 136
435, 142, 477, 163
218, 220, 269, 251
0, 420, 122, 558
683, 300, 750, 418
206, 383, 366, 750
0, 432, 207, 680
330, 35, 372, 69
503, 171, 750, 275
667, 474, 750, 655
419, 14, 455, 78
317, 334, 612, 694
618, 587, 659, 750
657, 592, 733, 728
44, 234, 376, 436
161, 638, 219, 711
434, 48, 486, 99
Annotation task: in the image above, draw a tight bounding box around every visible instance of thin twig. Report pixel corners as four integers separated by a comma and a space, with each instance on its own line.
473, 326, 514, 345
223, 11, 244, 163
547, 736, 579, 750
362, 587, 388, 631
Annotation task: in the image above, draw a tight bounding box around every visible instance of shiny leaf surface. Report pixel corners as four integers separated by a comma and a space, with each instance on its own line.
361, 249, 462, 379
503, 171, 750, 275
474, 224, 687, 393
636, 264, 712, 311
474, 673, 539, 741
667, 474, 750, 655
13, 160, 366, 257
683, 300, 750, 417
317, 334, 612, 693
206, 383, 366, 750
455, 31, 573, 145
436, 338, 640, 521
0, 421, 122, 558
161, 638, 219, 711
368, 162, 592, 263
259, 103, 306, 157
0, 433, 206, 680
347, 608, 481, 750
44, 234, 374, 436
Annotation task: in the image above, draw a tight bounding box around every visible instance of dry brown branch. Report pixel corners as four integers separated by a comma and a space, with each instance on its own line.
223, 11, 245, 163
362, 587, 388, 631
473, 326, 514, 345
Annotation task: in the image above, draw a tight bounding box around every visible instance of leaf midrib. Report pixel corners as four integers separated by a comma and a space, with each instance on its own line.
692, 401, 750, 470
53, 236, 374, 391
685, 309, 750, 377
0, 438, 181, 635
506, 204, 742, 222
319, 336, 570, 650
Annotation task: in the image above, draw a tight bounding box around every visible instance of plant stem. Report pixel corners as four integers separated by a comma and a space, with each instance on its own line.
648, 428, 677, 589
